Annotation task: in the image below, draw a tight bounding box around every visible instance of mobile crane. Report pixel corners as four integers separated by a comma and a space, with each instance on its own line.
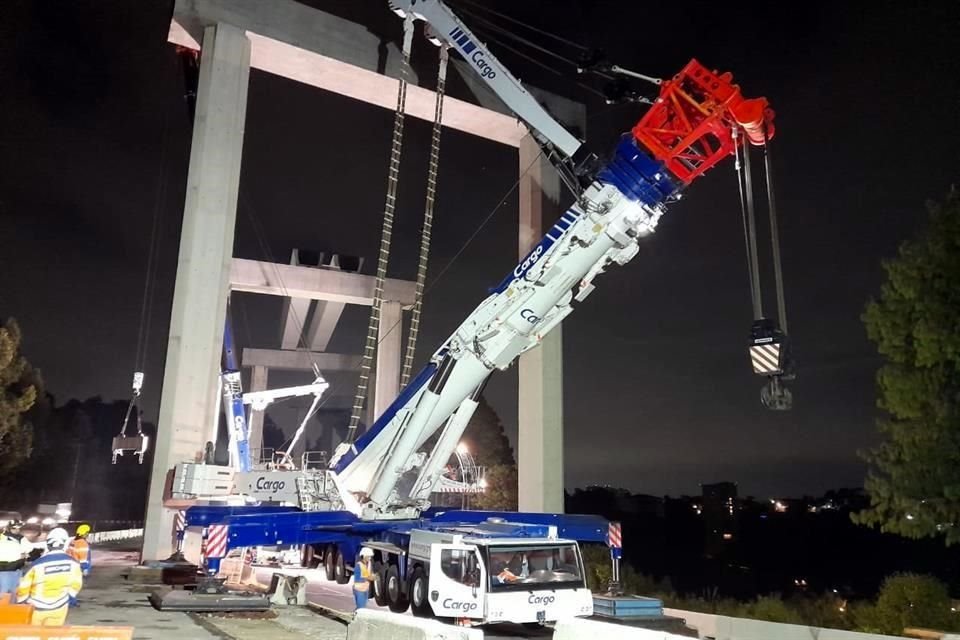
177, 0, 792, 625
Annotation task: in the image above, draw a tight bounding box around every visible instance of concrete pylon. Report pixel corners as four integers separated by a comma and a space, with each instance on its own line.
374, 301, 402, 423
247, 365, 269, 463
517, 134, 564, 513
142, 23, 251, 562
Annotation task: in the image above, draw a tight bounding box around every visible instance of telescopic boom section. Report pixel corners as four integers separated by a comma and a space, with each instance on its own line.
331, 1, 781, 521
632, 59, 775, 184
389, 0, 583, 159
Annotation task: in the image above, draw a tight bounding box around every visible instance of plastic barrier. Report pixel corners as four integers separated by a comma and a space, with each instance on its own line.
0, 626, 133, 640
554, 617, 685, 640
347, 608, 482, 640
88, 528, 144, 544
0, 594, 32, 624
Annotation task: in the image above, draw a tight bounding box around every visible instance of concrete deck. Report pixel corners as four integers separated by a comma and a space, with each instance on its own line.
73, 549, 347, 639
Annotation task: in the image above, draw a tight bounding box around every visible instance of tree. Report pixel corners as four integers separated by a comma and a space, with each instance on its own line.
472, 464, 518, 511
461, 397, 515, 467
461, 397, 516, 510
853, 574, 959, 635
854, 188, 960, 544
0, 319, 41, 474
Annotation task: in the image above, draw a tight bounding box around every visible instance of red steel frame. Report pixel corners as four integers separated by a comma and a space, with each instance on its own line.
632, 59, 775, 185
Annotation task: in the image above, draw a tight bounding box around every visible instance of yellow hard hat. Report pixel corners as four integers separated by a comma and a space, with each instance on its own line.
76, 524, 91, 537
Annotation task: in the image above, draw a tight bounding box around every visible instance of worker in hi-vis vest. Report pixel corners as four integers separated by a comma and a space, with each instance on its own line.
17, 528, 83, 626
353, 547, 375, 609
67, 524, 92, 577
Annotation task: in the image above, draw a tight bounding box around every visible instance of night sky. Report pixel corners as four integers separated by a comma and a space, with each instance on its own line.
1, 1, 958, 498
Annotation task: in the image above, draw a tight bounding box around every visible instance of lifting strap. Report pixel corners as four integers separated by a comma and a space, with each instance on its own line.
400, 44, 450, 389
347, 16, 415, 441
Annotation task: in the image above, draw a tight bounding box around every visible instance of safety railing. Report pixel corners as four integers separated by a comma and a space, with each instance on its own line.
87, 528, 143, 544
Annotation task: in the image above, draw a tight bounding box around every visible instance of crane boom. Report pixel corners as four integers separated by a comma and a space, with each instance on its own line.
324, 2, 780, 521
389, 0, 582, 160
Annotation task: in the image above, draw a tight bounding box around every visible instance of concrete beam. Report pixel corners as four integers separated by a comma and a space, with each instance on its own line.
279, 297, 311, 349
168, 0, 525, 148
517, 133, 564, 514
143, 23, 251, 561
241, 348, 361, 372
230, 258, 416, 307
306, 301, 345, 352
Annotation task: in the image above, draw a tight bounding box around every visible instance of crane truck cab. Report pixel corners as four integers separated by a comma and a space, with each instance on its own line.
365, 521, 592, 625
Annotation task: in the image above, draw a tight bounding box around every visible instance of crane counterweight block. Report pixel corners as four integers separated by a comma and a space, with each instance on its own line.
631, 59, 775, 184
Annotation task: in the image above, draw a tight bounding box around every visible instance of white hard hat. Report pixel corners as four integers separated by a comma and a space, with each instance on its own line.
359, 547, 374, 558
46, 527, 70, 549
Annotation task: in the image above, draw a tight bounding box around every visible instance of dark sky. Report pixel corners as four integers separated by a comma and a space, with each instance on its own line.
1, 1, 958, 498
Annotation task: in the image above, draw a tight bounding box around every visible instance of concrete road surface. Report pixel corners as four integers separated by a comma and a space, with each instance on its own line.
252, 564, 555, 639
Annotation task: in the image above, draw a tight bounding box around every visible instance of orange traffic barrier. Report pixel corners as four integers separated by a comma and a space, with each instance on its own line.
0, 625, 133, 640
0, 594, 33, 625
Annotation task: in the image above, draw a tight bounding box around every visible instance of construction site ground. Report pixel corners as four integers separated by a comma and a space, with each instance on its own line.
79, 543, 549, 639
75, 545, 346, 640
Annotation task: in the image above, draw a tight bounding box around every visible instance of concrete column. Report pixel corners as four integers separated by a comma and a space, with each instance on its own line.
247, 365, 269, 463
517, 133, 564, 513
373, 301, 402, 422
142, 22, 250, 562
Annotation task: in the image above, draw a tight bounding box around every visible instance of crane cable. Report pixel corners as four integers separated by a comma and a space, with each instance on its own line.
447, 0, 589, 53
346, 15, 415, 441
734, 129, 764, 321
400, 44, 450, 389
118, 64, 174, 442
762, 123, 789, 334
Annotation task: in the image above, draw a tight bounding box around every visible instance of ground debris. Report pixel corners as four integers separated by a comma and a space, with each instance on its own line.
195, 609, 279, 620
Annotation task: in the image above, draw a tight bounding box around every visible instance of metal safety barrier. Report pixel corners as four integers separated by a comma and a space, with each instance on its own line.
88, 528, 143, 544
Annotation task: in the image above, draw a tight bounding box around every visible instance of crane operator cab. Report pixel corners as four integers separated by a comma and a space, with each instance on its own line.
420, 536, 592, 625
750, 318, 795, 410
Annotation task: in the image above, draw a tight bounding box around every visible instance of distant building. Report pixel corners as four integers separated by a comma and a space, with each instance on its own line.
701, 481, 739, 557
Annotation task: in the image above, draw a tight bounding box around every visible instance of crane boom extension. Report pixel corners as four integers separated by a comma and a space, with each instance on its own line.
326, 1, 779, 521
389, 0, 582, 160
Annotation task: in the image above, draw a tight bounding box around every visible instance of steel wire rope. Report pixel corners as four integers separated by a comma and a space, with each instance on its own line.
400, 44, 450, 389
762, 124, 788, 333
733, 130, 761, 319
346, 16, 416, 441
120, 60, 175, 440
447, 0, 589, 52
367, 148, 546, 361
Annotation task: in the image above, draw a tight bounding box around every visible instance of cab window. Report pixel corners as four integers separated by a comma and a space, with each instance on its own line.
439, 548, 481, 587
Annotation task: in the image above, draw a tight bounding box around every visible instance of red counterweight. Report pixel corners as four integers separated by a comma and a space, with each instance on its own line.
631, 59, 775, 185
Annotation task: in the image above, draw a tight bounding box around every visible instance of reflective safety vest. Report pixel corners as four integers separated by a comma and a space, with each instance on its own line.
67, 538, 92, 573
17, 551, 83, 610
353, 561, 374, 592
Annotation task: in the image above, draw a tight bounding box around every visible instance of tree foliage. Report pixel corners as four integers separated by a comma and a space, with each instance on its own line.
854, 189, 960, 544
472, 463, 518, 511
461, 397, 515, 467
461, 397, 517, 510
0, 319, 41, 474
0, 397, 154, 519
853, 574, 959, 635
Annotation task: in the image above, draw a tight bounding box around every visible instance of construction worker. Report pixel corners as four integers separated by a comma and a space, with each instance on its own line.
17, 527, 83, 626
353, 547, 375, 609
67, 524, 92, 577
0, 529, 27, 595
0, 520, 33, 595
